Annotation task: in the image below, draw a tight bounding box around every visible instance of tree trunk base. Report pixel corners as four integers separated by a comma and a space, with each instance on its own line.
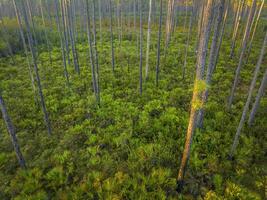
176, 180, 185, 193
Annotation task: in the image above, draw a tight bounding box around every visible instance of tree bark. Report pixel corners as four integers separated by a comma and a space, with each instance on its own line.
12, 0, 36, 97
145, 0, 152, 80
0, 93, 26, 169
40, 1, 53, 66
86, 0, 98, 102
109, 0, 115, 73
228, 0, 257, 108
139, 0, 143, 95
20, 0, 52, 136
197, 0, 226, 128
155, 0, 163, 87
176, 0, 213, 192
248, 68, 267, 126
230, 31, 267, 158
54, 0, 70, 85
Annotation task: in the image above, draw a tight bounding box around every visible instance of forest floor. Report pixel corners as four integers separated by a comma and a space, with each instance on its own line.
0, 27, 266, 199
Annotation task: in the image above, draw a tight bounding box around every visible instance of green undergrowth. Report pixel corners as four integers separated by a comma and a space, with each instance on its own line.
0, 24, 266, 199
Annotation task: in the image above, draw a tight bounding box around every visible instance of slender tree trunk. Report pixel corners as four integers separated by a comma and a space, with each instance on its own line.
86, 0, 98, 102
20, 0, 52, 136
66, 0, 80, 74
176, 0, 213, 192
230, 31, 267, 158
228, 0, 257, 108
139, 0, 143, 95
134, 0, 138, 50
213, 0, 229, 72
195, 2, 205, 53
61, 0, 71, 66
165, 0, 175, 54
145, 0, 152, 80
40, 1, 52, 66
26, 0, 38, 47
92, 0, 100, 105
229, 0, 244, 59
248, 68, 267, 126
109, 0, 115, 73
155, 0, 163, 87
54, 0, 70, 85
98, 0, 102, 45
245, 0, 264, 63
0, 93, 26, 169
12, 0, 36, 97
197, 0, 226, 128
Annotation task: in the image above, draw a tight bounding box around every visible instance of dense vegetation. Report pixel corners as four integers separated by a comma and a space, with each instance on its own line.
0, 0, 266, 199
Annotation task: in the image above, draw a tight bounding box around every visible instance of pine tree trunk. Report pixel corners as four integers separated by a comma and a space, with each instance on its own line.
20, 0, 52, 136
155, 0, 163, 87
92, 0, 100, 105
139, 0, 143, 95
229, 0, 244, 59
145, 0, 152, 80
245, 0, 264, 63
98, 0, 102, 45
54, 0, 70, 85
213, 0, 230, 72
61, 0, 71, 66
66, 0, 80, 75
0, 93, 26, 169
109, 0, 115, 73
230, 31, 267, 158
176, 0, 213, 192
197, 0, 226, 128
40, 1, 53, 66
12, 0, 36, 97
26, 0, 38, 47
228, 0, 257, 108
248, 68, 267, 126
86, 0, 98, 102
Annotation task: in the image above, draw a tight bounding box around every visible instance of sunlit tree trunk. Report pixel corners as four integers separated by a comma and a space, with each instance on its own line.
0, 93, 26, 169
228, 0, 257, 108
145, 0, 152, 80
176, 0, 213, 192
230, 31, 267, 158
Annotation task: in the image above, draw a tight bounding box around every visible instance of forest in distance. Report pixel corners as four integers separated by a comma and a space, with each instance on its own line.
0, 0, 266, 199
